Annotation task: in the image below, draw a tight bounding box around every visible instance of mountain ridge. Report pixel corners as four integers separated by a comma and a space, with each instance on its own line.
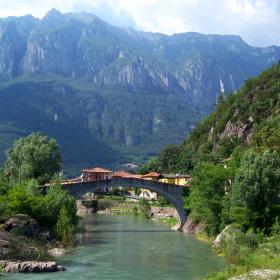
1, 10, 280, 109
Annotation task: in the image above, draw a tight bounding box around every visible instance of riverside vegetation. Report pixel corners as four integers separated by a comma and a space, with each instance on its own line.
0, 133, 78, 265
141, 63, 280, 279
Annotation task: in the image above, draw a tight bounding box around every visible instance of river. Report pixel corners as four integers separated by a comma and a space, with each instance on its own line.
3, 214, 225, 280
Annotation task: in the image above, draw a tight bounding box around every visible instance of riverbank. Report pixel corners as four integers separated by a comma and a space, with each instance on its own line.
96, 199, 179, 228
0, 214, 66, 274
205, 228, 280, 280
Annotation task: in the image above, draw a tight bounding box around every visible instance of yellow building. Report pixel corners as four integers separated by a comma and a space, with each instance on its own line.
159, 176, 175, 184
139, 172, 192, 200
160, 174, 191, 186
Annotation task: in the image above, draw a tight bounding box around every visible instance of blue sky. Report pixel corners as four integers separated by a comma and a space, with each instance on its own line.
0, 0, 279, 47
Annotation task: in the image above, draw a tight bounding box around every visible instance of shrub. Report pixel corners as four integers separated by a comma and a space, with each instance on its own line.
132, 205, 138, 217
271, 217, 280, 236
56, 207, 76, 247
138, 198, 151, 219
6, 182, 45, 220
43, 181, 77, 230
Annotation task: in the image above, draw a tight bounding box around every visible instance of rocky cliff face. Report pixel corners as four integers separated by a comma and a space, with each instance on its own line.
0, 9, 280, 110
219, 119, 253, 143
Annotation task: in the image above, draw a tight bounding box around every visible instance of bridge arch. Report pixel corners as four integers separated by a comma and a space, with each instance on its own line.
61, 178, 187, 226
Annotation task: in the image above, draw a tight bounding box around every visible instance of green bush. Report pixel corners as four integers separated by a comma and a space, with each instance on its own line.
138, 198, 151, 219
43, 181, 77, 231
0, 179, 77, 245
271, 217, 280, 236
56, 207, 76, 247
132, 205, 138, 217
6, 182, 45, 220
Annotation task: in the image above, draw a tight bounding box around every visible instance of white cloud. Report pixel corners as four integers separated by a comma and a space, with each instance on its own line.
0, 0, 279, 46
115, 0, 280, 46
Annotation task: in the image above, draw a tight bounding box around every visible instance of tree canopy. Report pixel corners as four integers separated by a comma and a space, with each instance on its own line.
229, 149, 280, 229
186, 162, 230, 235
3, 132, 62, 184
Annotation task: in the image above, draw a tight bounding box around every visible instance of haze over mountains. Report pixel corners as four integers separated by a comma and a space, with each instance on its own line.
0, 9, 280, 174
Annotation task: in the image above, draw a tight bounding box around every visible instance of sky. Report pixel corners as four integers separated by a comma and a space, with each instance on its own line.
0, 0, 279, 47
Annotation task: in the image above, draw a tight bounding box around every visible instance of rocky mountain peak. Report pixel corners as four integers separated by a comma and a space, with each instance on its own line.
43, 8, 63, 20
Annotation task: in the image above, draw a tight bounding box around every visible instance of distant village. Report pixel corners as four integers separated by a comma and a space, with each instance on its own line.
61, 167, 192, 201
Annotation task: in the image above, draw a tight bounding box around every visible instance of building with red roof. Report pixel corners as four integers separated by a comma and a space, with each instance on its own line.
82, 167, 113, 182
141, 172, 162, 180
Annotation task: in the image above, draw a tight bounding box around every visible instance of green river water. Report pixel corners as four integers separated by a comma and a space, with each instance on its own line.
3, 214, 225, 280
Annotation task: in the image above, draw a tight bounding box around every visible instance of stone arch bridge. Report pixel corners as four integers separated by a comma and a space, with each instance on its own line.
61, 178, 187, 226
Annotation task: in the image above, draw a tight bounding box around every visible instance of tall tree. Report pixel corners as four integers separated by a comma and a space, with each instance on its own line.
230, 149, 280, 229
3, 132, 62, 184
186, 162, 229, 235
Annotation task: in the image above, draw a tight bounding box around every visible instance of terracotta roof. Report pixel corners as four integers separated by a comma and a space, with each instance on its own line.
82, 167, 113, 173
124, 174, 142, 179
113, 171, 132, 177
142, 172, 161, 178
162, 174, 191, 179
113, 171, 142, 179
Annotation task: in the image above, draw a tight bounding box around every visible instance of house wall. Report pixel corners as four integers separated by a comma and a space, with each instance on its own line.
159, 178, 176, 184
83, 172, 112, 182
142, 176, 159, 182
139, 189, 159, 200
175, 177, 191, 186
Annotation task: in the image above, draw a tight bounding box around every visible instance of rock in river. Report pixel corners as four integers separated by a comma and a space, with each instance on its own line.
0, 261, 65, 273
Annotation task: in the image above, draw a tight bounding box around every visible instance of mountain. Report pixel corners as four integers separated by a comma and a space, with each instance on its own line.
143, 62, 280, 173
0, 9, 280, 174
1, 10, 280, 109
